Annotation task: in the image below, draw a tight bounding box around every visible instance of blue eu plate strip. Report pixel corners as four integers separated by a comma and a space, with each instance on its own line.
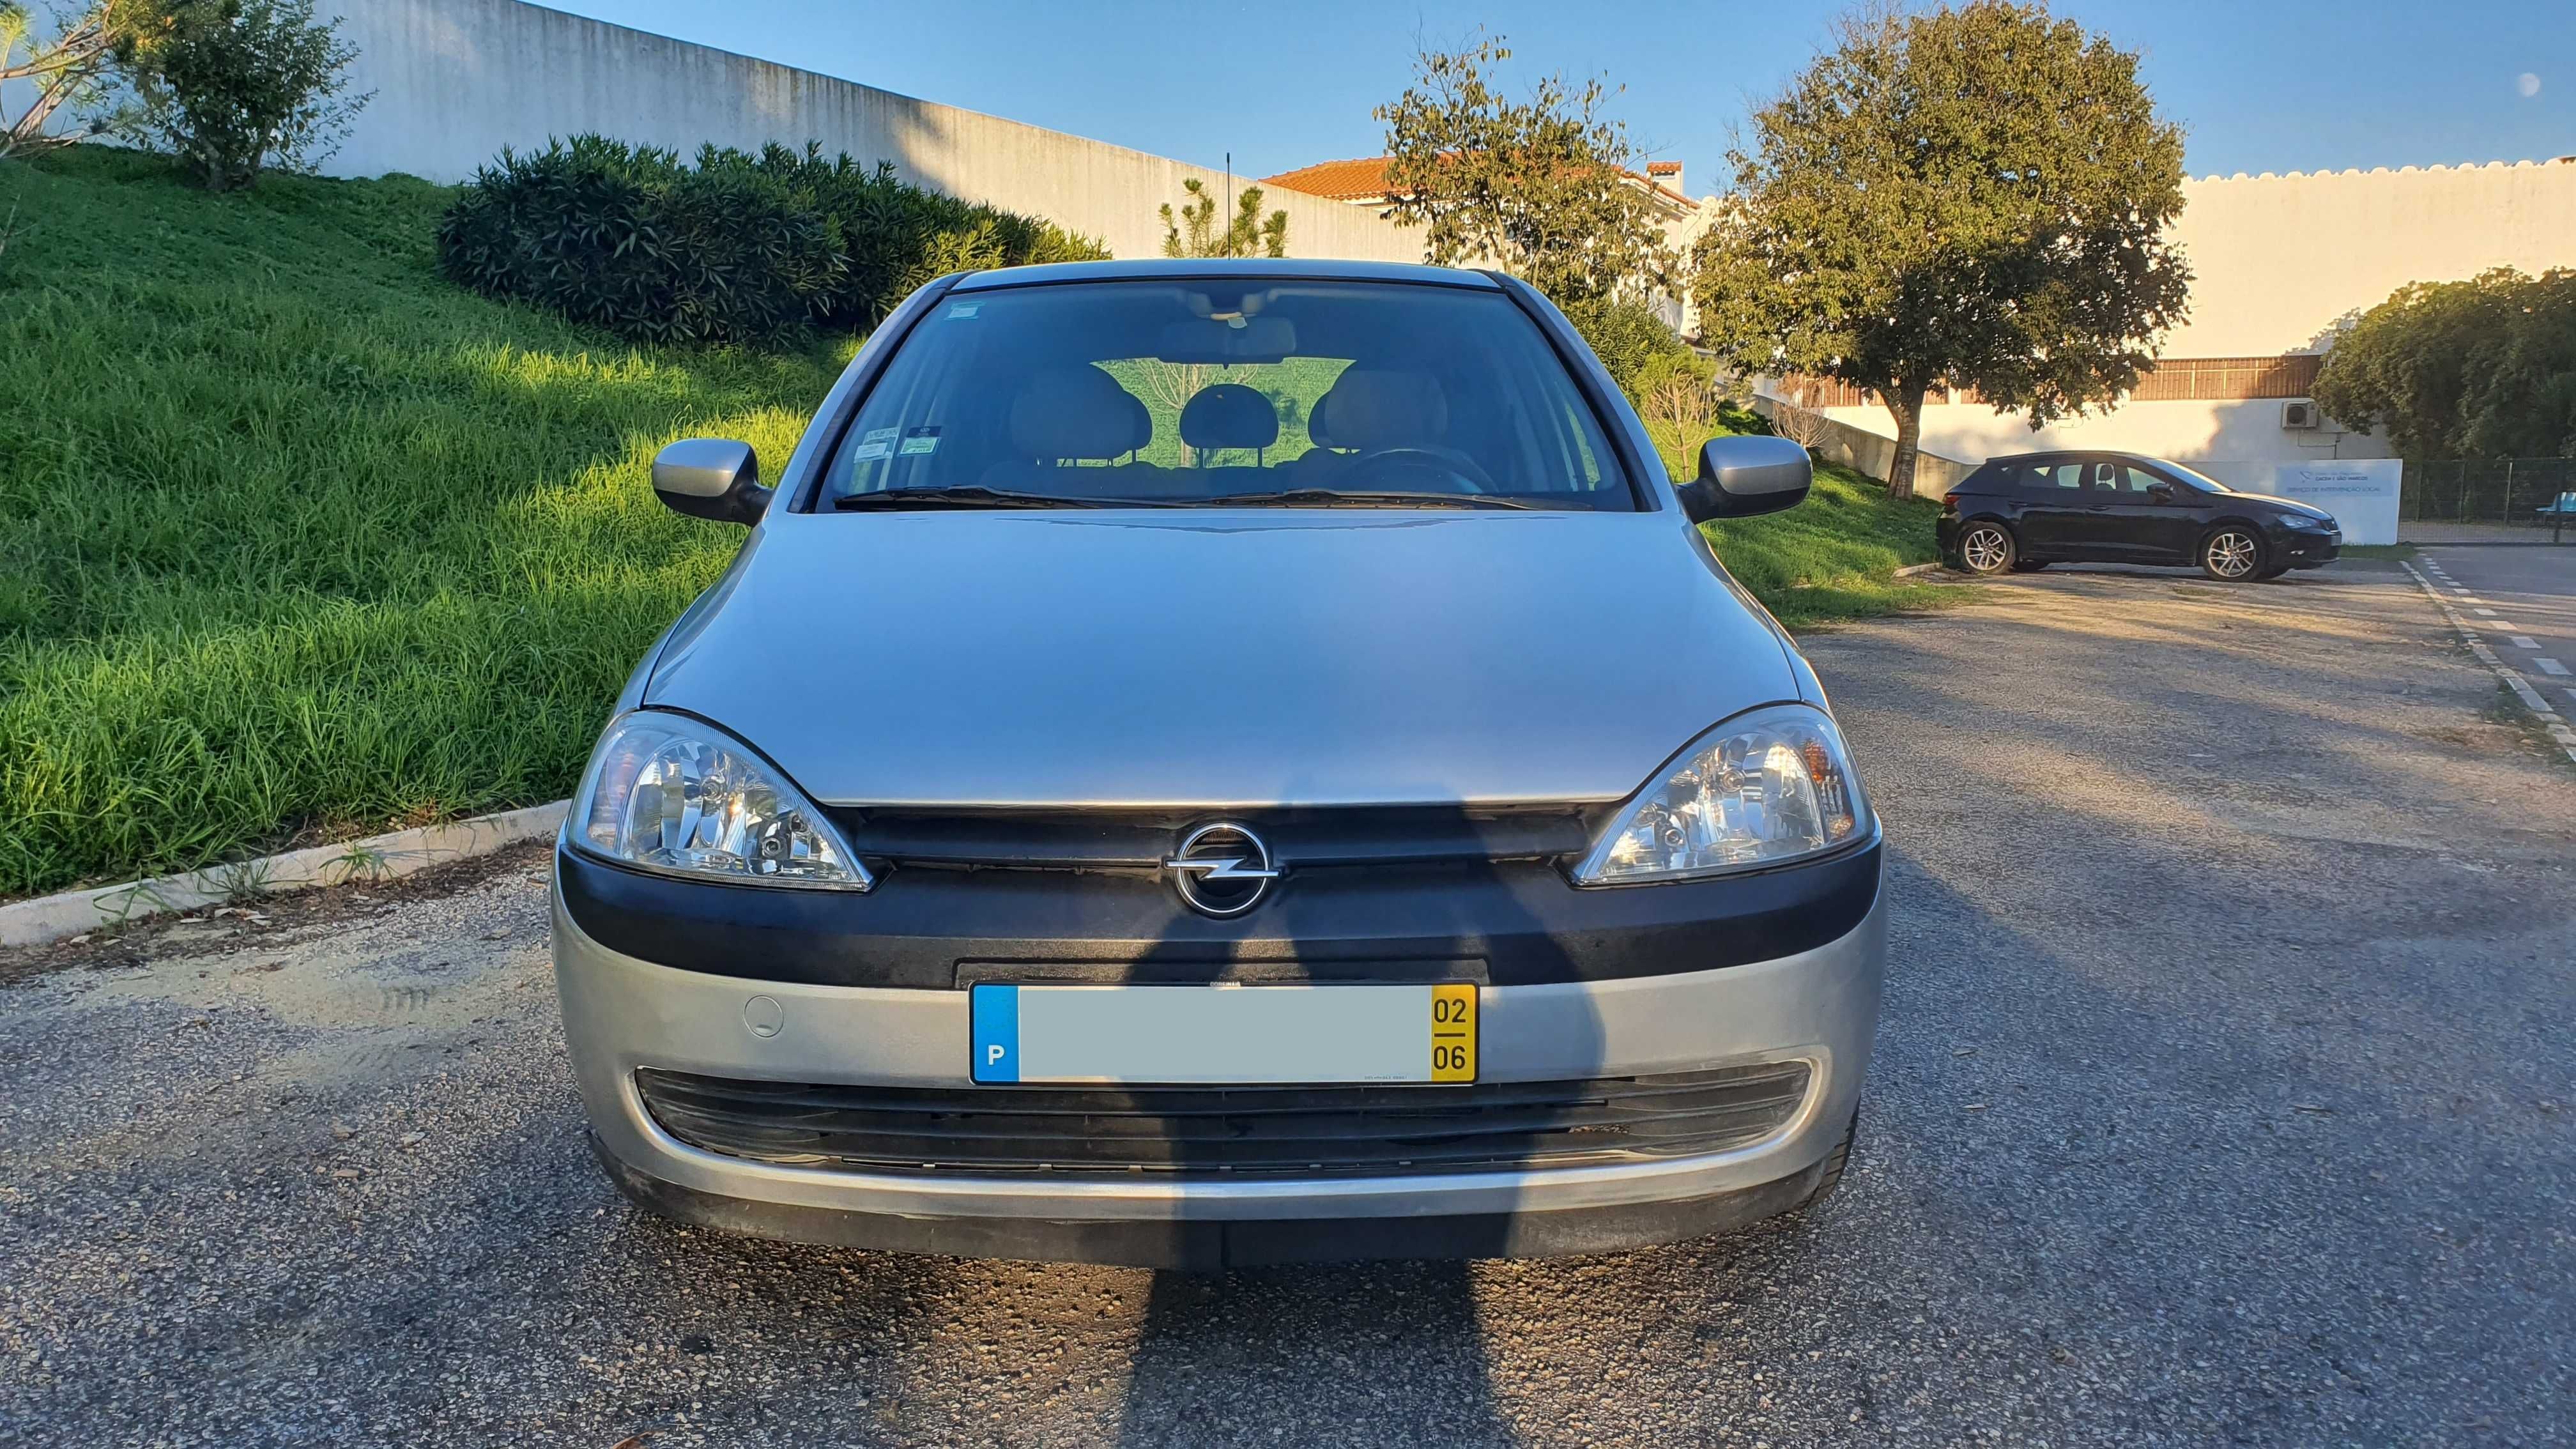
970, 985, 1019, 1083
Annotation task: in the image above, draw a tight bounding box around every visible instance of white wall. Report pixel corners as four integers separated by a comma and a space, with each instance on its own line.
1805, 397, 2394, 469
2167, 161, 2576, 356
322, 0, 1422, 263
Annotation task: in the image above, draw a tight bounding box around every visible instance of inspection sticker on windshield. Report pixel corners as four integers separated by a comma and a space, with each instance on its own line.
946, 302, 981, 319
969, 983, 1476, 1085
898, 427, 941, 456
848, 441, 892, 461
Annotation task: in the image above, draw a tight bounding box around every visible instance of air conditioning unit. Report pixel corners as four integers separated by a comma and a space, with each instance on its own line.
2281, 400, 2320, 430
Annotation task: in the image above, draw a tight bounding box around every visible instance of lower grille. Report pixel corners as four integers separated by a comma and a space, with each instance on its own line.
634, 1062, 1812, 1177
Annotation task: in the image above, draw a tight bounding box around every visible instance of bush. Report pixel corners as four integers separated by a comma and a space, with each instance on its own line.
437, 137, 843, 346
437, 136, 1108, 345
111, 0, 369, 192
1563, 296, 1694, 398
698, 142, 1107, 327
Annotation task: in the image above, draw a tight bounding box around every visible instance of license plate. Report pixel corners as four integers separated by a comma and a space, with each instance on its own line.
969, 983, 1476, 1085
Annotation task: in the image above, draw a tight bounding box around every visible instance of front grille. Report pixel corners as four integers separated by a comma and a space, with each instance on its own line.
822, 804, 1600, 870
635, 1062, 1812, 1177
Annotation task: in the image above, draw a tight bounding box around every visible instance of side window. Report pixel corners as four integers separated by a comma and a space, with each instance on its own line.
2118, 466, 2167, 498
2035, 463, 2087, 493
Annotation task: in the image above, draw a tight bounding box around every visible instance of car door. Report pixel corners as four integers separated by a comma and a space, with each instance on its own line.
2012, 460, 2103, 557
2113, 465, 2205, 564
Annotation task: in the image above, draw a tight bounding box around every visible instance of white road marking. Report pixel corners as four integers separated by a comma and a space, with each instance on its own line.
2539, 658, 2571, 677
2510, 636, 2540, 649
2399, 560, 2576, 767
2474, 608, 2499, 616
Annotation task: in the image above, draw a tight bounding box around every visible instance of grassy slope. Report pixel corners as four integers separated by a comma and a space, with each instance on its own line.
0, 148, 841, 895
0, 148, 1947, 896
1645, 421, 1951, 627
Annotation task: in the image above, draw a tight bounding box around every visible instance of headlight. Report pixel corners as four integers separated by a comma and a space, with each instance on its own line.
1574, 704, 1872, 885
570, 711, 873, 890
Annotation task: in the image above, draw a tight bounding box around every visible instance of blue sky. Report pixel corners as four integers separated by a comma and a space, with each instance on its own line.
551, 0, 2574, 193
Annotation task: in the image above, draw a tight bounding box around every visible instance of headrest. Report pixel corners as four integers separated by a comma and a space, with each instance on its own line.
1178, 383, 1280, 452
1310, 369, 1447, 451
1008, 366, 1150, 459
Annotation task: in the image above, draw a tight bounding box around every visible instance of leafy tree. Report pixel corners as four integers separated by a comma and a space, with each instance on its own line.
1693, 3, 2190, 498
1160, 176, 1287, 258
1374, 32, 1673, 305
2313, 268, 2576, 459
0, 0, 180, 159
111, 0, 367, 190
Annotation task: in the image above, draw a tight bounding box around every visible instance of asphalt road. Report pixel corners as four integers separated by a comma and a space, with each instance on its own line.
2418, 544, 2576, 718
5, 559, 2572, 1448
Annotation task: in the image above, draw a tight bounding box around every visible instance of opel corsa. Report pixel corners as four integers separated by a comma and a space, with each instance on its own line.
552, 259, 1887, 1268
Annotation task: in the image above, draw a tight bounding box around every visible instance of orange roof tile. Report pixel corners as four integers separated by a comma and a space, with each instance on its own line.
1259, 157, 1399, 202
1262, 154, 1692, 208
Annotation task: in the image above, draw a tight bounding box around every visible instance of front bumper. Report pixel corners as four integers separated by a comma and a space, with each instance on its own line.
2278, 530, 2340, 567
551, 859, 1886, 1268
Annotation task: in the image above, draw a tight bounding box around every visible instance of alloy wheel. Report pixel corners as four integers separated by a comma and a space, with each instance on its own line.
2205, 530, 2258, 579
1960, 525, 2012, 574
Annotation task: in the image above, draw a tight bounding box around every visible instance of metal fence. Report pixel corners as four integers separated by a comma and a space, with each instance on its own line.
2403, 457, 2576, 530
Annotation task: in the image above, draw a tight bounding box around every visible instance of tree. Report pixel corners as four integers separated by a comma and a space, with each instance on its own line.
2313, 268, 2576, 459
1693, 3, 2190, 498
1374, 33, 1673, 305
1159, 176, 1287, 258
111, 0, 367, 190
0, 0, 180, 160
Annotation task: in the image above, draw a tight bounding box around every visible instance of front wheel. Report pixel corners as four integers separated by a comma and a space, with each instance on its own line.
1955, 521, 2016, 575
2201, 527, 2264, 581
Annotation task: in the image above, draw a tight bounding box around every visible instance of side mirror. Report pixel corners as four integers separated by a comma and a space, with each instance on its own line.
1677, 435, 1812, 523
652, 438, 771, 525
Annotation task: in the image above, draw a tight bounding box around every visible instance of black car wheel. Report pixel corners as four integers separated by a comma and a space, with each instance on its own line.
2200, 526, 2263, 581
1956, 521, 2016, 575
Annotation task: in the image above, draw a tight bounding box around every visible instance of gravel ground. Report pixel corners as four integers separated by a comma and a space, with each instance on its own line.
3, 558, 2571, 1448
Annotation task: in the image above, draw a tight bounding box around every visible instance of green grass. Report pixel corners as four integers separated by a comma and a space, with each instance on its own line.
1646, 420, 1954, 627
0, 148, 841, 896
0, 146, 1951, 896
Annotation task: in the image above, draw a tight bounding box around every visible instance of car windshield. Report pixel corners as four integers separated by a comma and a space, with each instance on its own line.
816, 279, 1635, 510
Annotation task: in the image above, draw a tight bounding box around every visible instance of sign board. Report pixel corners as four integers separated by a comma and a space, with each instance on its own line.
2179, 459, 2403, 546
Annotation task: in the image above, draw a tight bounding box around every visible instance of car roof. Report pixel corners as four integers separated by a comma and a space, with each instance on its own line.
949, 257, 1503, 292
1982, 449, 2172, 467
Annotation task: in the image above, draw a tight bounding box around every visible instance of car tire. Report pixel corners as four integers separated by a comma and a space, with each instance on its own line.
1791, 1108, 1860, 1213
1955, 521, 2016, 575
2200, 526, 2264, 581
2009, 559, 2049, 572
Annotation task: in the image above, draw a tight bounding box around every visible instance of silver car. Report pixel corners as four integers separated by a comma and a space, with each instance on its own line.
551, 259, 1885, 1268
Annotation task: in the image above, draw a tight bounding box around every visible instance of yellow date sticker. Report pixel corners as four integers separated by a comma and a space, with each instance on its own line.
1429, 983, 1478, 1082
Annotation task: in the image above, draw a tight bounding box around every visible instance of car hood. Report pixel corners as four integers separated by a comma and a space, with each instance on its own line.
643, 510, 1800, 808
2230, 491, 2337, 524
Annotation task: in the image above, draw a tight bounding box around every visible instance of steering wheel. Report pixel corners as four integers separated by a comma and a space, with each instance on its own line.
1338, 446, 1498, 495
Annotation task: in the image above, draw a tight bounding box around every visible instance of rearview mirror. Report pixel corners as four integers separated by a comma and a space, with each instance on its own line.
1677, 435, 1812, 523
652, 438, 770, 525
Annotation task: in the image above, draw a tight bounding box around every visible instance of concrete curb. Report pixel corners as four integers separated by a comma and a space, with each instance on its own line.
0, 801, 569, 949
2399, 560, 2576, 767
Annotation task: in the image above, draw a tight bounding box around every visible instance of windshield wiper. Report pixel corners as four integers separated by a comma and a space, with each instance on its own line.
1194, 488, 1531, 510
833, 486, 1172, 511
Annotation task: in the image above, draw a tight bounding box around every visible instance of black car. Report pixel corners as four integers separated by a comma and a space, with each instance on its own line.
1935, 451, 2343, 581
